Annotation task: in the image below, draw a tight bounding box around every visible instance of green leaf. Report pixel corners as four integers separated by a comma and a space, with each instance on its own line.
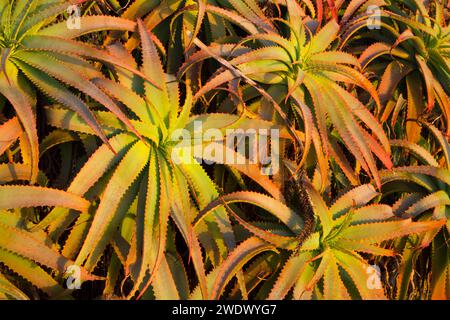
0, 272, 29, 300
210, 237, 276, 300
76, 141, 149, 271
339, 219, 445, 243
194, 191, 304, 235
0, 186, 90, 212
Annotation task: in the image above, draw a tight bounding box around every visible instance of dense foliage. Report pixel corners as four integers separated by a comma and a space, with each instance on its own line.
0, 0, 449, 300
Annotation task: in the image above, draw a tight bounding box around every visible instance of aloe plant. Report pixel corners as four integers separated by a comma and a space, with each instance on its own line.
0, 185, 99, 298
41, 20, 292, 299
197, 177, 444, 299
117, 0, 272, 44
181, 1, 392, 189
381, 122, 450, 299
355, 0, 450, 140
0, 0, 448, 301
0, 0, 157, 181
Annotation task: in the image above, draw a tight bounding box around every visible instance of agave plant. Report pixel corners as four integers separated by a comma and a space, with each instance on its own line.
381, 122, 450, 299
181, 0, 392, 189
